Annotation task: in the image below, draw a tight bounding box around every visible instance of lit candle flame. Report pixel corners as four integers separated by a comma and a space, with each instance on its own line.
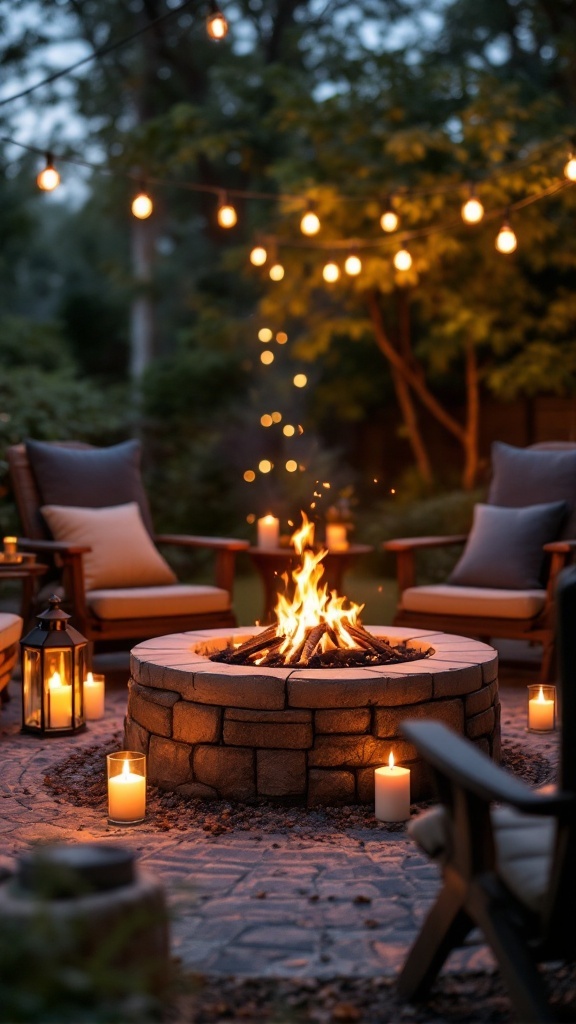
537, 685, 545, 703
122, 759, 131, 779
48, 671, 63, 690
388, 751, 395, 769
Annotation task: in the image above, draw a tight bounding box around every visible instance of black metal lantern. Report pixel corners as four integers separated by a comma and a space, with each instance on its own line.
20, 595, 87, 736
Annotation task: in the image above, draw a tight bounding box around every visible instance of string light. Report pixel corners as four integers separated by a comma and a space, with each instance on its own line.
322, 261, 340, 282
380, 197, 399, 232
250, 244, 267, 266
217, 192, 237, 228
261, 350, 275, 364
243, 470, 256, 482
276, 331, 288, 344
393, 246, 412, 271
206, 1, 228, 40
344, 253, 362, 275
259, 459, 272, 473
564, 152, 576, 181
36, 153, 60, 191
300, 204, 321, 236
293, 373, 307, 388
131, 187, 153, 219
495, 219, 517, 254
269, 262, 284, 281
286, 460, 298, 472
283, 424, 295, 436
260, 414, 273, 426
258, 327, 273, 342
271, 411, 282, 423
461, 187, 484, 224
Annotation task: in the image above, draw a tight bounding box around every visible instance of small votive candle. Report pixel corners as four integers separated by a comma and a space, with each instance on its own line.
527, 684, 556, 733
326, 523, 349, 552
107, 751, 146, 825
257, 514, 280, 550
375, 752, 411, 822
83, 671, 105, 720
3, 536, 17, 560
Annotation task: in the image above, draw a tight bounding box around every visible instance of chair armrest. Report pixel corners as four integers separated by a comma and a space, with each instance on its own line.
402, 720, 574, 817
155, 534, 249, 552
383, 535, 467, 593
155, 534, 249, 593
17, 537, 92, 556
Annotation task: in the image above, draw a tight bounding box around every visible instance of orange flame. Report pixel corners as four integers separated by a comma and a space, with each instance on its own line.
273, 512, 364, 661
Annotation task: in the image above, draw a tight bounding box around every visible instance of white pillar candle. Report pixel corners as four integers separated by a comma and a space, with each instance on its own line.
108, 758, 146, 823
47, 671, 73, 729
83, 671, 105, 720
528, 685, 555, 732
257, 515, 280, 550
375, 752, 411, 821
326, 523, 348, 552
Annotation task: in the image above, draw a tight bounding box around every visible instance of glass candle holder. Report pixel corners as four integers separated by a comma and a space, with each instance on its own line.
527, 684, 556, 733
107, 751, 146, 825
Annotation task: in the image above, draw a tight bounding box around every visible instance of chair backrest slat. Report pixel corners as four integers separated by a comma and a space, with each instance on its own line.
7, 441, 93, 540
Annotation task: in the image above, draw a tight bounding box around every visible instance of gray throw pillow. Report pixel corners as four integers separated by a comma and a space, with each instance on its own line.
488, 441, 576, 539
26, 439, 154, 534
448, 501, 568, 589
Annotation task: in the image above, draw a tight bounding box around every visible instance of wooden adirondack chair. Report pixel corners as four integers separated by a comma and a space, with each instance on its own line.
397, 565, 576, 1023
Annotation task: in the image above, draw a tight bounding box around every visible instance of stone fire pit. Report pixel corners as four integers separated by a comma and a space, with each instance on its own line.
125, 626, 499, 806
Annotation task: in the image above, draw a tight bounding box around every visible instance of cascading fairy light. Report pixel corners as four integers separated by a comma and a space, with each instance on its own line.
300, 203, 321, 236
393, 245, 412, 271
380, 196, 399, 232
217, 191, 237, 227
206, 0, 228, 39
37, 153, 60, 191
495, 218, 517, 254
461, 187, 484, 224
131, 186, 153, 219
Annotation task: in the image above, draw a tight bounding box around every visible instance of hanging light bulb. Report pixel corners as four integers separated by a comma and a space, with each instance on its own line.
36, 153, 60, 192
269, 262, 285, 281
461, 187, 484, 224
344, 253, 362, 276
495, 219, 517, 254
393, 246, 412, 271
380, 197, 399, 233
250, 244, 267, 266
322, 261, 340, 282
300, 204, 321, 236
131, 187, 153, 219
206, 1, 228, 39
564, 152, 576, 182
217, 192, 237, 228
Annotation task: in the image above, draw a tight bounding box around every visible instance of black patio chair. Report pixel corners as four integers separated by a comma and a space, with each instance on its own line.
397, 565, 576, 1023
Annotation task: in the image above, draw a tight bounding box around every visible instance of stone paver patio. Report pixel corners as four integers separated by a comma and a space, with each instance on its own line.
0, 656, 558, 982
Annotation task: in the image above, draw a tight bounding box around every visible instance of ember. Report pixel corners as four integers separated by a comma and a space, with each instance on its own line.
211, 514, 433, 669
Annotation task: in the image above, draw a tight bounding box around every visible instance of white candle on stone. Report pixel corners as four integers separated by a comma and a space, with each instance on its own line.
375, 752, 410, 822
83, 671, 105, 720
257, 515, 280, 550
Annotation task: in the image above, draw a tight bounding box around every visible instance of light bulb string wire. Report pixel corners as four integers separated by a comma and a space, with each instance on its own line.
1, 129, 573, 209
0, 0, 201, 109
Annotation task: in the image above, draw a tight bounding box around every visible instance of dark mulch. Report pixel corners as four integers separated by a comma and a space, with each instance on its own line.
43, 737, 553, 840
43, 739, 569, 1024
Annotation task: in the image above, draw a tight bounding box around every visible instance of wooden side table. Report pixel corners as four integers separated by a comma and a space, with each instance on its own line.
0, 561, 48, 624
248, 544, 373, 624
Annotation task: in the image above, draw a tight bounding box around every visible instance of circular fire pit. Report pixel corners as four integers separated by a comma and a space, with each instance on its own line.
126, 626, 499, 805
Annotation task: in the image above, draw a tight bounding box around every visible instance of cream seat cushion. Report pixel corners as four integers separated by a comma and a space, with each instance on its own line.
41, 502, 177, 591
87, 584, 229, 620
409, 803, 556, 914
400, 584, 547, 620
0, 613, 23, 650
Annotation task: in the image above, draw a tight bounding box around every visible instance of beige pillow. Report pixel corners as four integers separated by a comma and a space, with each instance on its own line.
41, 502, 177, 591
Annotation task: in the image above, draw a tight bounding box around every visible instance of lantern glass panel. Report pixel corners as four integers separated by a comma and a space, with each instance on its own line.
43, 648, 74, 730
22, 648, 42, 729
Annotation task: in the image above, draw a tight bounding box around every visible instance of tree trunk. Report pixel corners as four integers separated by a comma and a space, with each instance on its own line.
130, 217, 155, 381
462, 343, 480, 490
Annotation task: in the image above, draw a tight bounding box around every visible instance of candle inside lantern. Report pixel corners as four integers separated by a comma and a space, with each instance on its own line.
3, 535, 17, 559
47, 671, 73, 729
375, 752, 411, 822
107, 752, 146, 825
83, 671, 105, 720
528, 684, 555, 732
326, 523, 348, 552
257, 514, 280, 550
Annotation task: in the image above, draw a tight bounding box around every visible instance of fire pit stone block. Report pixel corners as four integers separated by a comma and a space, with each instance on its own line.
128, 627, 500, 805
